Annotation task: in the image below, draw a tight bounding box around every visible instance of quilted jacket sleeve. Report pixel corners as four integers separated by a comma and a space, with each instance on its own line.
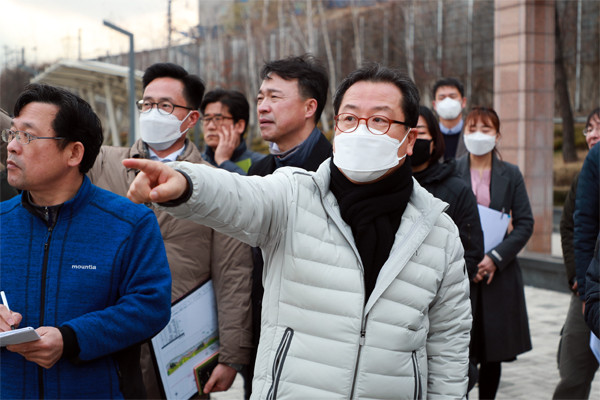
426, 218, 472, 399
158, 161, 293, 248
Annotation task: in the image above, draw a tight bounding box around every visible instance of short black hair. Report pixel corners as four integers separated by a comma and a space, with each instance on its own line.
200, 89, 250, 136
418, 105, 445, 164
261, 54, 328, 123
333, 63, 420, 128
13, 83, 103, 174
586, 107, 600, 128
432, 77, 465, 99
142, 63, 205, 110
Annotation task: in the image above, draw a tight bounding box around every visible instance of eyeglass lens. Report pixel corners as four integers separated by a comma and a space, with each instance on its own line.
137, 101, 175, 115
336, 114, 391, 134
2, 130, 28, 144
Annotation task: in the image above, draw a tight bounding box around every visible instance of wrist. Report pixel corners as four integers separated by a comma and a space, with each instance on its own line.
223, 362, 244, 373
158, 170, 193, 207
58, 325, 80, 360
215, 156, 229, 166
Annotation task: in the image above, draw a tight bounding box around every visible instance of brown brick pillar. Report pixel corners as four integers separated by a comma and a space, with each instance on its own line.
494, 0, 555, 253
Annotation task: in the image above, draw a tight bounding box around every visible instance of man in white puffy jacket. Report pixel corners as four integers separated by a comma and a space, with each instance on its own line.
124, 63, 472, 399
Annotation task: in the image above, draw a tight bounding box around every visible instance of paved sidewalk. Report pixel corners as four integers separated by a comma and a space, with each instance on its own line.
213, 286, 600, 399
471, 286, 600, 399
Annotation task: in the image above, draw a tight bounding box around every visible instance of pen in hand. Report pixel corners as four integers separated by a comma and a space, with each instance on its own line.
1, 291, 15, 330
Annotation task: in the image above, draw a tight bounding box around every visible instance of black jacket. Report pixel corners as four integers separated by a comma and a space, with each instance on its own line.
585, 233, 600, 338
413, 160, 484, 281
575, 144, 600, 300
248, 131, 332, 176
560, 173, 579, 292
456, 154, 534, 362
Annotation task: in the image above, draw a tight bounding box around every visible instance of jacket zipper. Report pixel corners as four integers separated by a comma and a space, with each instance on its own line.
266, 327, 294, 400
38, 225, 54, 399
412, 351, 422, 400
349, 318, 367, 399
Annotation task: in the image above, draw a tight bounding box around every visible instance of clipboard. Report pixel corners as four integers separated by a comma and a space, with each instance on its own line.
0, 326, 41, 346
477, 204, 511, 253
149, 280, 219, 400
194, 351, 219, 395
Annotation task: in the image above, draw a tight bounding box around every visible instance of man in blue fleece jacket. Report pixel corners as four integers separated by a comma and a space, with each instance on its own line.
0, 84, 171, 399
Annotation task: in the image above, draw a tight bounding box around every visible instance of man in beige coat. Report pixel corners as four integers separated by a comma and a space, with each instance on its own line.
88, 63, 253, 397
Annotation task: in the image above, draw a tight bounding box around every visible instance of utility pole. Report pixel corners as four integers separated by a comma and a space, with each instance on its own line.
168, 0, 173, 50
103, 20, 136, 146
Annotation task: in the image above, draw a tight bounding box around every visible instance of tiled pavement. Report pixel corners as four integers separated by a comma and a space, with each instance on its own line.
213, 285, 600, 400
470, 286, 600, 400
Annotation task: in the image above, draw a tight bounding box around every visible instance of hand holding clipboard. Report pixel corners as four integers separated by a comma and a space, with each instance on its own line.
477, 205, 510, 253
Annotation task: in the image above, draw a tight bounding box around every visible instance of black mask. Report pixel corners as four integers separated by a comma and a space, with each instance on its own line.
410, 138, 432, 167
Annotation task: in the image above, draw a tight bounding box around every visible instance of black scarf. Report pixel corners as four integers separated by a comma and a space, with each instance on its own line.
330, 159, 414, 301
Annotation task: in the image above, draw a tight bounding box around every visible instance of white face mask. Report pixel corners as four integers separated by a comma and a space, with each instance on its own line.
464, 131, 497, 156
140, 108, 191, 151
333, 124, 411, 183
435, 97, 463, 120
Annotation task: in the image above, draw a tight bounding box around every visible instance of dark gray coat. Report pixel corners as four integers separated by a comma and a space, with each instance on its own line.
585, 233, 600, 338
456, 154, 533, 362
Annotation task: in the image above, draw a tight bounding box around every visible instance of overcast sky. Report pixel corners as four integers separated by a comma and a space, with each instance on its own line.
1, 0, 208, 67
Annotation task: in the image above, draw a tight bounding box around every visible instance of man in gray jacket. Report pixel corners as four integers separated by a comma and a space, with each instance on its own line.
124, 64, 472, 399
88, 62, 253, 397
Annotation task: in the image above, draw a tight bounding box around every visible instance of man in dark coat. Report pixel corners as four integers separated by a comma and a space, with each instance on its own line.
575, 143, 600, 302
553, 108, 599, 399
431, 78, 468, 160
246, 54, 332, 398
248, 54, 332, 176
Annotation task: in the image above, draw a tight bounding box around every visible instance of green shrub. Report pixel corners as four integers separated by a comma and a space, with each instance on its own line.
554, 123, 588, 151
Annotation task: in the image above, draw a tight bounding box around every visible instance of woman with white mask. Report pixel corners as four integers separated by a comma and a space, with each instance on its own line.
411, 106, 484, 286
456, 107, 534, 399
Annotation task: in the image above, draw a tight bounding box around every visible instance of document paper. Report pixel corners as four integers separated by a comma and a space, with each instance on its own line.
150, 280, 219, 400
477, 204, 511, 253
0, 327, 41, 346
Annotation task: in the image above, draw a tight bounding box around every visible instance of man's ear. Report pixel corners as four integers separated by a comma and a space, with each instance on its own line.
184, 110, 201, 130
234, 119, 246, 136
461, 97, 467, 108
66, 142, 85, 168
405, 129, 418, 156
304, 98, 318, 120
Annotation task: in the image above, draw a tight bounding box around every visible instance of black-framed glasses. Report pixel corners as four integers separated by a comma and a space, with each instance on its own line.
334, 113, 410, 135
201, 114, 234, 125
137, 99, 194, 115
1, 129, 66, 145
